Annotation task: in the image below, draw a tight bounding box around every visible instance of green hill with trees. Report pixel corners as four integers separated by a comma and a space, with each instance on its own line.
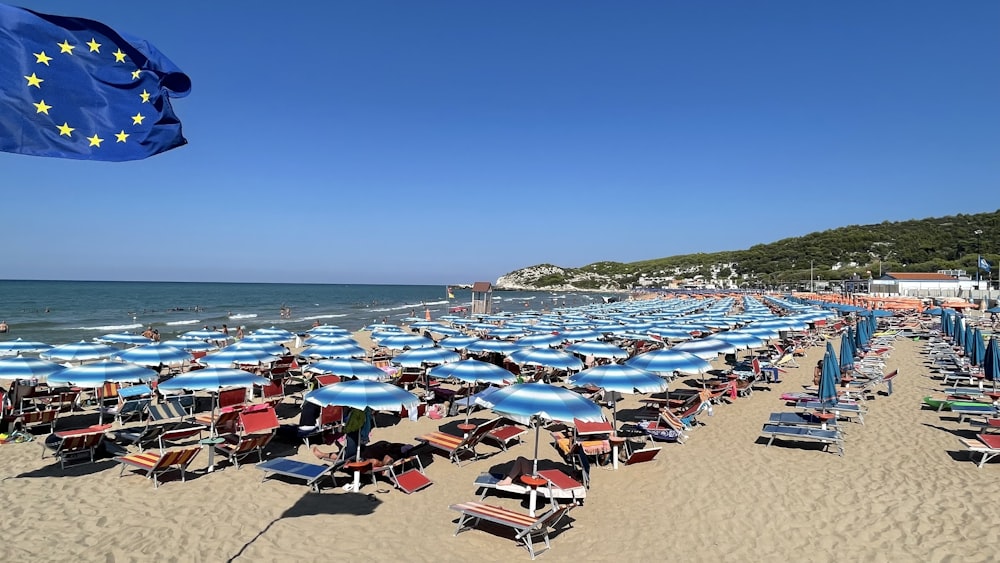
499, 209, 1000, 289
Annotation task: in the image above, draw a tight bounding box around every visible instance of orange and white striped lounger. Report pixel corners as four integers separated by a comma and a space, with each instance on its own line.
116, 446, 201, 488
449, 500, 574, 560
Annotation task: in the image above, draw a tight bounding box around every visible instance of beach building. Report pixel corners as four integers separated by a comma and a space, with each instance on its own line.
470, 281, 493, 315
870, 272, 976, 297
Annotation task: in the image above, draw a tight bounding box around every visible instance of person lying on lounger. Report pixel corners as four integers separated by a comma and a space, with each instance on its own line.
311, 440, 415, 467
495, 456, 536, 486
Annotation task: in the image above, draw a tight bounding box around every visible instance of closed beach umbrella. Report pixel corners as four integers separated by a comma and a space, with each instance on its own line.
0, 338, 52, 354
508, 348, 584, 371
984, 337, 999, 388
41, 341, 118, 362
305, 358, 390, 381
0, 357, 65, 381
839, 335, 855, 373
115, 343, 193, 367
818, 342, 840, 409
565, 340, 629, 360
971, 328, 986, 368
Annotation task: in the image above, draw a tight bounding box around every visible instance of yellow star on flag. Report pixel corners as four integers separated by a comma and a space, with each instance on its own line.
57, 123, 74, 137
33, 100, 52, 114
57, 40, 74, 54
131, 112, 145, 125
86, 38, 101, 52
24, 73, 43, 88
113, 48, 126, 63
131, 69, 142, 80
140, 89, 151, 103
87, 134, 104, 147
34, 51, 52, 65
115, 130, 129, 143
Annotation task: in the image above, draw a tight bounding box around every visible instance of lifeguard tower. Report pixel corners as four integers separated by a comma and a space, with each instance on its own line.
470, 281, 493, 315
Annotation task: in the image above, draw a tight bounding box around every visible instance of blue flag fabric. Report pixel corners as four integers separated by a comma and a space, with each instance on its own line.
980, 256, 992, 273
0, 4, 190, 161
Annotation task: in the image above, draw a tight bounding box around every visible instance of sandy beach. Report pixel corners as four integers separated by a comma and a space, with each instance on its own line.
2, 328, 998, 562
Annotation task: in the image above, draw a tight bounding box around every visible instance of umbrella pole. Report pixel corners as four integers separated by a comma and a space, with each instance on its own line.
532, 422, 540, 476
352, 440, 363, 491
463, 381, 472, 427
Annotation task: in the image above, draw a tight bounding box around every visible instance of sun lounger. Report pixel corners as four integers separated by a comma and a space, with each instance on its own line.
42, 424, 112, 469
484, 424, 527, 451
372, 455, 434, 494
475, 469, 587, 503
623, 447, 661, 465
449, 500, 575, 560
416, 418, 504, 465
957, 434, 1000, 468
949, 403, 998, 424
760, 424, 844, 456
256, 457, 343, 492
116, 446, 201, 488
795, 401, 866, 425
767, 412, 840, 429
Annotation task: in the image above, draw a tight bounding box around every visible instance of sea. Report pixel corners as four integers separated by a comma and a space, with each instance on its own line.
0, 280, 610, 346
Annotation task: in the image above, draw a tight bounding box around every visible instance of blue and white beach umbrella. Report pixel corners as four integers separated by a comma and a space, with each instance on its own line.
228, 340, 287, 356
486, 326, 526, 338
429, 359, 514, 385
301, 342, 367, 359
568, 364, 667, 428
198, 347, 279, 367
625, 349, 712, 375
0, 338, 52, 354
477, 382, 604, 477
254, 327, 296, 339
305, 378, 420, 412
115, 343, 193, 367
437, 335, 481, 350
96, 332, 152, 346
564, 340, 629, 360
379, 334, 436, 350
41, 341, 119, 362
0, 357, 66, 381
305, 358, 389, 381
464, 339, 521, 354
672, 338, 737, 360
508, 348, 584, 371
158, 367, 270, 436
429, 358, 515, 425
392, 347, 460, 368
308, 326, 352, 337
305, 334, 358, 346
161, 339, 217, 352
516, 333, 565, 348
182, 329, 230, 341
158, 367, 269, 392
711, 332, 765, 349
47, 360, 157, 387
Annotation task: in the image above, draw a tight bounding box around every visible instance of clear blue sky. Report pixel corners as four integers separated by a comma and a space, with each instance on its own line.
4, 1, 998, 285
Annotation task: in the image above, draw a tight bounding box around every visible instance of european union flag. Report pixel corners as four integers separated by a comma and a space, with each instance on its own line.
0, 4, 190, 161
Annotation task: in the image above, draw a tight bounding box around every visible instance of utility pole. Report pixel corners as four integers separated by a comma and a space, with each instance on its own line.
975, 229, 983, 289
810, 261, 814, 292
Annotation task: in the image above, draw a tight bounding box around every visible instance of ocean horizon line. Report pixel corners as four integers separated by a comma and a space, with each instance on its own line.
0, 278, 464, 287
